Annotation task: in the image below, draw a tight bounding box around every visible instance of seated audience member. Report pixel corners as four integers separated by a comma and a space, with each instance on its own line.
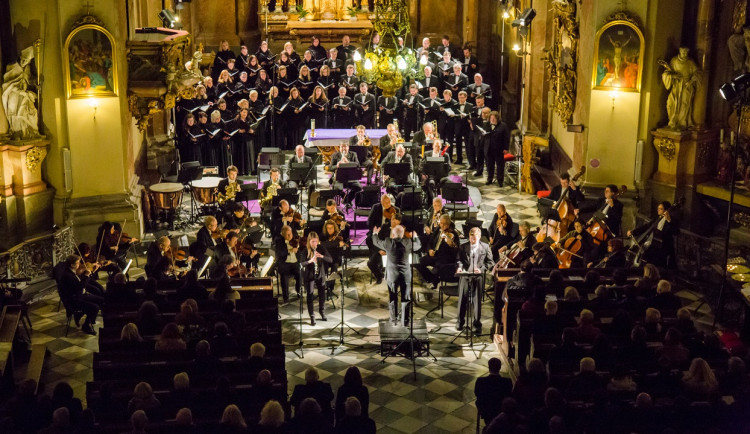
155, 322, 187, 352
335, 397, 376, 434
175, 298, 206, 328
210, 322, 239, 357
213, 377, 240, 415
256, 400, 287, 434
335, 366, 370, 423
592, 334, 615, 372
140, 277, 167, 305
290, 367, 335, 424
190, 340, 225, 385
218, 299, 246, 336
289, 398, 332, 434
177, 269, 209, 300
657, 328, 690, 368
247, 342, 268, 373
168, 372, 195, 415
120, 322, 144, 349
607, 364, 638, 394
174, 408, 199, 433
565, 357, 604, 402
549, 329, 584, 371
527, 388, 566, 433
128, 382, 161, 420
648, 279, 681, 312
474, 357, 514, 425
520, 286, 547, 317
218, 404, 248, 434
4, 378, 43, 432
136, 301, 163, 336
42, 382, 83, 428
75, 408, 96, 434
643, 307, 663, 340
485, 398, 527, 434
546, 269, 566, 298
106, 272, 137, 303
39, 407, 71, 434
608, 309, 633, 338
580, 270, 600, 295
506, 261, 541, 292
251, 370, 287, 419
635, 263, 660, 295
210, 275, 241, 301
587, 284, 616, 310
682, 357, 719, 402
560, 286, 583, 313
129, 410, 149, 434
619, 326, 654, 373
567, 309, 602, 344
532, 300, 564, 336
719, 357, 750, 401
513, 358, 549, 410
642, 356, 683, 399
675, 307, 698, 336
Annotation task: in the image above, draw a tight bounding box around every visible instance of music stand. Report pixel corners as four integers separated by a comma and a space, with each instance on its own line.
423, 157, 448, 179
290, 162, 316, 214
272, 187, 300, 207
324, 240, 363, 354
333, 164, 362, 184
451, 270, 484, 349
178, 161, 204, 223
382, 162, 411, 185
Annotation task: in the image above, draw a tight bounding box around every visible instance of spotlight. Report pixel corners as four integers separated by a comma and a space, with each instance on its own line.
159, 9, 181, 29
720, 73, 750, 102
512, 8, 536, 37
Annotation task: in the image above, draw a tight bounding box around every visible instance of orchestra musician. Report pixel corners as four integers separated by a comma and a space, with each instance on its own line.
420, 139, 452, 205
422, 197, 446, 244
190, 216, 219, 264
589, 238, 628, 269
499, 221, 535, 256
381, 144, 414, 193
322, 199, 351, 241
223, 203, 250, 232
145, 236, 172, 280
546, 173, 585, 224
321, 218, 350, 297
96, 221, 139, 270
489, 204, 514, 261
299, 233, 333, 325
349, 125, 375, 184
456, 227, 494, 334
372, 224, 421, 327
415, 214, 459, 289
57, 255, 101, 335
273, 225, 302, 302
627, 200, 678, 269
412, 122, 437, 153
353, 82, 376, 129
213, 232, 241, 271
287, 145, 314, 192
552, 219, 594, 268
367, 195, 400, 284
591, 184, 624, 239
270, 199, 303, 240
77, 243, 115, 291
401, 84, 423, 140
217, 165, 240, 218
329, 141, 362, 206
529, 242, 559, 269
379, 123, 401, 163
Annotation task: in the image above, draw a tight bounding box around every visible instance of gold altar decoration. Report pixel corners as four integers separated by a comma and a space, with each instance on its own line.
544, 0, 578, 125
25, 146, 46, 172
63, 16, 119, 99
351, 0, 424, 97
655, 137, 676, 161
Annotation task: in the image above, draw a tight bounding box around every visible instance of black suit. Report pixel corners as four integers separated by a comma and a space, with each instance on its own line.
453, 102, 474, 168
459, 55, 479, 79
57, 266, 102, 326
145, 242, 170, 280
474, 374, 514, 425
415, 229, 459, 287
366, 204, 400, 281
631, 216, 678, 268
273, 236, 301, 300
467, 83, 493, 108
485, 122, 510, 186
381, 151, 414, 194
270, 205, 301, 239
331, 95, 354, 128
298, 245, 333, 318
593, 197, 624, 238
353, 92, 376, 128
456, 241, 494, 329
372, 233, 421, 325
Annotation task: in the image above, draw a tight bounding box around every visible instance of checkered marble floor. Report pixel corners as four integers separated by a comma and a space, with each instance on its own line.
18, 161, 543, 433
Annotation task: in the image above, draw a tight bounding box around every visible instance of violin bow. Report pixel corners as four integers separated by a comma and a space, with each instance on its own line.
115, 219, 127, 248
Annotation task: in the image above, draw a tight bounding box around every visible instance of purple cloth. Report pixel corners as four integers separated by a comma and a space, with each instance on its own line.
304, 129, 389, 147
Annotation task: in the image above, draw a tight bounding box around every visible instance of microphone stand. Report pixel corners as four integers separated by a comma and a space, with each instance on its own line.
329, 243, 363, 355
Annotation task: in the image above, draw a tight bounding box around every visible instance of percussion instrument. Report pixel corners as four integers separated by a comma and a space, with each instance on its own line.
727, 264, 750, 274
732, 274, 750, 282
149, 183, 183, 211
191, 176, 221, 204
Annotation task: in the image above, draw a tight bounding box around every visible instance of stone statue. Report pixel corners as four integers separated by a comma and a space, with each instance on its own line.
1, 46, 40, 140
727, 26, 748, 73
661, 47, 701, 130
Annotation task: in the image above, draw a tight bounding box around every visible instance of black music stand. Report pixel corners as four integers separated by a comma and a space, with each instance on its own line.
382, 162, 411, 186
289, 162, 316, 215
178, 161, 204, 224
257, 147, 284, 184
451, 270, 484, 349
324, 241, 363, 355
423, 157, 448, 179
333, 164, 362, 206
272, 188, 300, 207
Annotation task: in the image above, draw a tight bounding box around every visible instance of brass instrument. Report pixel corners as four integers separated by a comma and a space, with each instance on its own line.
217, 181, 240, 205
361, 135, 381, 170
259, 182, 279, 207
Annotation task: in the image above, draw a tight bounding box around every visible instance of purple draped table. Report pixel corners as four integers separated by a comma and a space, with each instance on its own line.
303, 128, 388, 164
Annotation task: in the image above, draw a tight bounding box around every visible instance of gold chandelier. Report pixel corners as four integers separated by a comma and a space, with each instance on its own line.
352, 0, 424, 97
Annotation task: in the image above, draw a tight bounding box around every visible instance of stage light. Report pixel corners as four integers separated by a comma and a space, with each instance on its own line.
516, 8, 536, 26
720, 73, 750, 102
159, 9, 181, 29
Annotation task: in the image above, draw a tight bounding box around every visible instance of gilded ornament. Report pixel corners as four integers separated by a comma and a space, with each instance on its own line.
735, 212, 750, 230
545, 0, 578, 125
656, 137, 677, 161
25, 146, 46, 172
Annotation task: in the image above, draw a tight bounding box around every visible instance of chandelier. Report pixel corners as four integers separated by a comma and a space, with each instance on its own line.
352, 0, 424, 97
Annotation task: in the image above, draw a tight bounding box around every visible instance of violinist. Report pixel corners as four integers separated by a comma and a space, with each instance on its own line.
190, 216, 219, 264
423, 197, 446, 238
420, 139, 452, 205
349, 125, 375, 184
270, 199, 303, 239
322, 199, 350, 241
273, 225, 302, 302
499, 221, 535, 256
299, 232, 333, 325
214, 231, 241, 269
589, 238, 628, 269
529, 242, 559, 269
546, 173, 585, 225
489, 204, 515, 261
58, 255, 101, 335
415, 214, 459, 289
367, 195, 400, 284
591, 184, 624, 239
329, 141, 362, 206
144, 236, 172, 280
553, 219, 594, 269
96, 221, 139, 270
627, 200, 678, 268
78, 243, 119, 287
224, 203, 251, 232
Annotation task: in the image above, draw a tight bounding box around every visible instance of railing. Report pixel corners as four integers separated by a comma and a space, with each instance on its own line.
0, 226, 75, 284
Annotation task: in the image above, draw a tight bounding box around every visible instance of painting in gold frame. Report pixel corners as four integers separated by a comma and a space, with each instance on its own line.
592, 19, 644, 92
63, 22, 118, 99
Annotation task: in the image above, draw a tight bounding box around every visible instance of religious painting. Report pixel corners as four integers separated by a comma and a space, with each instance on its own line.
62, 21, 118, 99
592, 20, 644, 92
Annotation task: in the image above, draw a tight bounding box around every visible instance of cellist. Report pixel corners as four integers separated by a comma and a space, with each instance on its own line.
499, 221, 535, 257
553, 219, 594, 268
627, 200, 678, 268
546, 173, 585, 226
489, 204, 514, 261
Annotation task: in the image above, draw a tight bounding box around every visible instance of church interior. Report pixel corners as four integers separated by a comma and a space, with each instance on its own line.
1, 0, 750, 432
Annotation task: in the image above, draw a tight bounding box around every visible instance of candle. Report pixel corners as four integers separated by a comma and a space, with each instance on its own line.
311, 119, 316, 138
720, 129, 724, 143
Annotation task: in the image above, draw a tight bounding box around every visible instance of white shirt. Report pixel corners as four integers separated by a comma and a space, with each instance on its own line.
469, 242, 480, 269
296, 156, 304, 163
657, 216, 666, 231
285, 240, 298, 263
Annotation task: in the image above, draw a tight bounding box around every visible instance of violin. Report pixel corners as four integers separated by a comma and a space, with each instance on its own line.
285, 209, 304, 224
331, 212, 346, 227
496, 214, 509, 235
211, 228, 230, 240
383, 206, 397, 221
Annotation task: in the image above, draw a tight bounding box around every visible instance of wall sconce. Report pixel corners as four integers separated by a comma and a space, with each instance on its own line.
88, 97, 99, 120
609, 90, 618, 109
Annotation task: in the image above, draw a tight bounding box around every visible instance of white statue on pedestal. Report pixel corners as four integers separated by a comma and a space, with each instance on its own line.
661, 47, 701, 131
1, 46, 40, 139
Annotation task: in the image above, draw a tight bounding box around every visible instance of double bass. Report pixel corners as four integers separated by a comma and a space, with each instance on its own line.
628, 198, 684, 266
537, 166, 586, 244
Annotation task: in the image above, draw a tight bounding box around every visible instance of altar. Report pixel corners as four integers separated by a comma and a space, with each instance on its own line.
304, 128, 388, 163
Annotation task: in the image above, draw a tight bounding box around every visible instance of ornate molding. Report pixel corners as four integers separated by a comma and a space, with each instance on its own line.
603, 11, 642, 28
71, 14, 106, 31
735, 212, 750, 229
655, 137, 677, 161
25, 146, 46, 172
544, 0, 578, 125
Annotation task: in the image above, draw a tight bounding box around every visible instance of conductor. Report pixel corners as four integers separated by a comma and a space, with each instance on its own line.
372, 225, 421, 327
456, 227, 494, 334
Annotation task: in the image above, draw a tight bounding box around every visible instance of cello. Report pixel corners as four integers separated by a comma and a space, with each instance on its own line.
586, 185, 627, 246
537, 166, 586, 244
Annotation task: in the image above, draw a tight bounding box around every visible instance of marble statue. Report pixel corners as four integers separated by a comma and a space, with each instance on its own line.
661, 47, 701, 130
727, 26, 748, 73
1, 46, 39, 139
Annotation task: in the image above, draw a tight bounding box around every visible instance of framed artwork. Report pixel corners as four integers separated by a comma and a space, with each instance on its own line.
592, 19, 644, 92
62, 19, 118, 99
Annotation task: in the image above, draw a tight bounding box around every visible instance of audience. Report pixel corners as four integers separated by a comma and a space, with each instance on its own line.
155, 322, 187, 352
513, 359, 548, 409
135, 301, 163, 336
334, 397, 375, 434
682, 357, 718, 402
649, 279, 681, 311
567, 309, 602, 344
127, 382, 161, 420
335, 367, 369, 423
218, 404, 248, 434
658, 328, 690, 368
174, 407, 199, 433
210, 275, 241, 301
288, 397, 332, 434
256, 400, 287, 434
565, 357, 604, 401
38, 407, 70, 434
177, 269, 209, 300
290, 367, 334, 424
474, 357, 513, 425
